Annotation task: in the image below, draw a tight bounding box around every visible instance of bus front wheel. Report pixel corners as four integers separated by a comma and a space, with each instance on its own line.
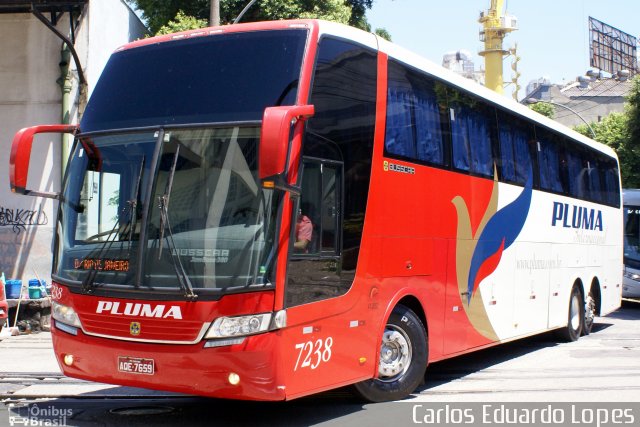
352, 304, 428, 402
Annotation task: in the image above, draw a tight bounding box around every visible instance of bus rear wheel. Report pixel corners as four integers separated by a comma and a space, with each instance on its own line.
557, 286, 583, 342
352, 305, 427, 402
583, 290, 596, 335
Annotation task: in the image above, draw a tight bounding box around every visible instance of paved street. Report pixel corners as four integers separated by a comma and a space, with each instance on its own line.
0, 300, 639, 426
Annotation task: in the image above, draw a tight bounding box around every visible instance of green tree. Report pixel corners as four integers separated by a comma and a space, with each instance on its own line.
156, 10, 209, 35
574, 112, 639, 188
375, 27, 392, 42
345, 0, 372, 30
626, 75, 640, 186
573, 76, 640, 188
130, 0, 208, 35
130, 0, 379, 35
528, 102, 554, 119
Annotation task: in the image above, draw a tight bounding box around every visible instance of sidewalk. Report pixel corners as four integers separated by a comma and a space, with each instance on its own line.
0, 332, 183, 399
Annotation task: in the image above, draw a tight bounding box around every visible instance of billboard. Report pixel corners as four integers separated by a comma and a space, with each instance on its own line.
589, 16, 637, 76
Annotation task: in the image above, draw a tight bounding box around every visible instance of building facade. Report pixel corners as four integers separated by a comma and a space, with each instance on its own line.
0, 0, 145, 286
524, 73, 633, 129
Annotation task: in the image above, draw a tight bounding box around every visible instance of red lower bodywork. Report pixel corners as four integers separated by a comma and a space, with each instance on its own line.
52, 318, 284, 400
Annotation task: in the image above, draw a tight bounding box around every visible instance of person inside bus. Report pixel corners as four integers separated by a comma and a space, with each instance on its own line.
294, 207, 313, 253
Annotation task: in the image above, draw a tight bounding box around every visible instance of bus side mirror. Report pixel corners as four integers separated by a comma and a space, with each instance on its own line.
259, 105, 314, 184
10, 124, 78, 198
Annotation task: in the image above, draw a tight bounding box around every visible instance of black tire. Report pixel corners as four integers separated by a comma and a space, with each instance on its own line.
556, 286, 583, 342
583, 290, 596, 336
351, 305, 428, 402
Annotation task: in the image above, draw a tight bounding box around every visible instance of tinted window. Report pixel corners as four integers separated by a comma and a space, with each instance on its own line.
602, 159, 620, 206
82, 30, 307, 132
536, 127, 566, 194
497, 110, 534, 185
448, 89, 496, 177
587, 159, 603, 202
288, 38, 377, 307
385, 61, 449, 165
565, 144, 590, 199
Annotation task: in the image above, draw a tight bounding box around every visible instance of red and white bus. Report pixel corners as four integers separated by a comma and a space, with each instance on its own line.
9, 20, 622, 402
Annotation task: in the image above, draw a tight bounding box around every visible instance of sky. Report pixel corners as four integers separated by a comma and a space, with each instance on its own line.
366, 0, 640, 99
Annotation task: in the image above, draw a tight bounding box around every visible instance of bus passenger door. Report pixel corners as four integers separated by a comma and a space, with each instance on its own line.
280, 159, 372, 398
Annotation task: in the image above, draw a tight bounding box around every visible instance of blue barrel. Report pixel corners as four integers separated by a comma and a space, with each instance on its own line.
5, 280, 22, 299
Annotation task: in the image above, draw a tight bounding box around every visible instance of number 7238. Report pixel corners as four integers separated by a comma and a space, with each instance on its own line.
294, 337, 333, 371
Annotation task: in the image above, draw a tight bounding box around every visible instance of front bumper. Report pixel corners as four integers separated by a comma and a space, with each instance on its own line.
52, 319, 285, 401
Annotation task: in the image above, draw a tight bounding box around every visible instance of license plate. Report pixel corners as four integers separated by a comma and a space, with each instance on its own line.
118, 356, 155, 375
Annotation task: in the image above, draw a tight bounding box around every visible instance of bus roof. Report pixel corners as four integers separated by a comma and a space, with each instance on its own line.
115, 19, 616, 162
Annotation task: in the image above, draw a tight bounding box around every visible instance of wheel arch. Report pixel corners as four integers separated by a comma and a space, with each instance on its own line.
572, 277, 585, 299
375, 291, 429, 369
573, 275, 602, 316
396, 294, 428, 338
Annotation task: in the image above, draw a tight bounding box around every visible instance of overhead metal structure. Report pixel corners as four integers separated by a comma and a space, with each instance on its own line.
0, 0, 88, 85
589, 16, 638, 78
478, 0, 517, 95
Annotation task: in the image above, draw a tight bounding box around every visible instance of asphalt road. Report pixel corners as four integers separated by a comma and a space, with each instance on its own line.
1, 300, 639, 427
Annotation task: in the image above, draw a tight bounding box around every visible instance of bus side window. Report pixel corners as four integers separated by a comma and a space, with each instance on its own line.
295, 159, 342, 256
496, 110, 534, 185
536, 127, 565, 194
566, 145, 589, 199
297, 162, 321, 254
602, 160, 620, 206
448, 88, 495, 177
384, 60, 449, 167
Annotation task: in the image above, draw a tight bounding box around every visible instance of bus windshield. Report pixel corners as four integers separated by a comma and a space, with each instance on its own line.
51, 28, 307, 296
55, 126, 281, 294
624, 205, 640, 265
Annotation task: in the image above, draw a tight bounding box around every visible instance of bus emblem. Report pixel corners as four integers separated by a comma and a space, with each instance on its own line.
383, 160, 415, 175
130, 322, 141, 336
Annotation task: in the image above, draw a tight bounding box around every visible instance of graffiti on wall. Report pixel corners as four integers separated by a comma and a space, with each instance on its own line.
0, 206, 48, 234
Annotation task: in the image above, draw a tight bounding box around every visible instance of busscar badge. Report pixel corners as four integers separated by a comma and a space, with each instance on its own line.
130, 321, 141, 336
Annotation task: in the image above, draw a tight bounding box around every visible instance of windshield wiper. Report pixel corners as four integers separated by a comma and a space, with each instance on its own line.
157, 145, 198, 300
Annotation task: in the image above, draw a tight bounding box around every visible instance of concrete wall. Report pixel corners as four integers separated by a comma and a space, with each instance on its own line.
555, 97, 626, 128
0, 1, 145, 288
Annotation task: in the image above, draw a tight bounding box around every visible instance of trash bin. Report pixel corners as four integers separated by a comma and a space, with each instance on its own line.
5, 280, 22, 299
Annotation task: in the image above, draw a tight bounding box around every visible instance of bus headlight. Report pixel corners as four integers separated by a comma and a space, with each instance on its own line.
205, 313, 272, 339
52, 302, 82, 328
204, 310, 286, 340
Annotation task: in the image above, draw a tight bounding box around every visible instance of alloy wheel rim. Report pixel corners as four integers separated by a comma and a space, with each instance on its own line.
378, 324, 412, 382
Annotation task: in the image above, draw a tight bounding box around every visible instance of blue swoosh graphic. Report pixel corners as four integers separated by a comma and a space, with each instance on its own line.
466, 170, 533, 304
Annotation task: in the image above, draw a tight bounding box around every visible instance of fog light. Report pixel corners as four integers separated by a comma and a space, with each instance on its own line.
63, 354, 74, 366
228, 372, 240, 386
